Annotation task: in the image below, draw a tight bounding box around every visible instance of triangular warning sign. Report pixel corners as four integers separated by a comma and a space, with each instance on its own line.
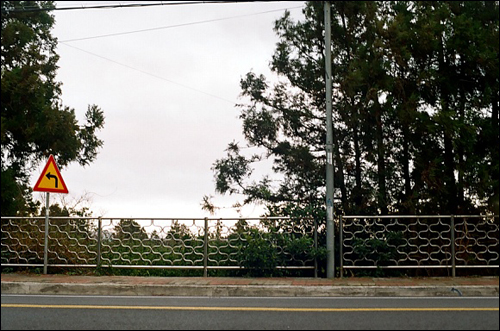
33, 155, 68, 193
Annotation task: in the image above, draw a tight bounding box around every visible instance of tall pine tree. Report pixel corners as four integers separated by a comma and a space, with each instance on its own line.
1, 1, 105, 216
209, 1, 498, 217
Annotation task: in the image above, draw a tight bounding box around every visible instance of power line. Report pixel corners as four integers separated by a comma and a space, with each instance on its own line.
3, 1, 280, 13
5, 1, 305, 107
51, 2, 305, 104
59, 42, 238, 105
60, 6, 304, 42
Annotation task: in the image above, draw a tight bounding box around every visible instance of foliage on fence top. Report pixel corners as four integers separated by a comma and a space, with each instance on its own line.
2, 216, 498, 278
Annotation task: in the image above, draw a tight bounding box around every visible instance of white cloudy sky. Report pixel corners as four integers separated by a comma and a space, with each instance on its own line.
30, 1, 306, 219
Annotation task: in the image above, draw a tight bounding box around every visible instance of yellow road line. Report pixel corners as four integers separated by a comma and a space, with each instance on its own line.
2, 304, 498, 312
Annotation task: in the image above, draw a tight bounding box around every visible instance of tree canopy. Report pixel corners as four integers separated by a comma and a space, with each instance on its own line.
209, 1, 499, 218
1, 1, 105, 216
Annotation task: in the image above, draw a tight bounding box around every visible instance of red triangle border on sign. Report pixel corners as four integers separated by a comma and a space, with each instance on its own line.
33, 154, 69, 194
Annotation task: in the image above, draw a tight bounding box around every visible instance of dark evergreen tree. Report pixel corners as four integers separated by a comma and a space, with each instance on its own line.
208, 1, 498, 217
1, 1, 105, 216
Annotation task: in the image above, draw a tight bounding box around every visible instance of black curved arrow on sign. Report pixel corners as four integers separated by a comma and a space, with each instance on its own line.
45, 172, 58, 188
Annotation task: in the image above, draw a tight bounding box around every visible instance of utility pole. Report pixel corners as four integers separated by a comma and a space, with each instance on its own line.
324, 1, 335, 278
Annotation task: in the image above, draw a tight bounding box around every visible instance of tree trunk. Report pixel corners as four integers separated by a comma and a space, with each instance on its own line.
375, 98, 387, 214
443, 131, 457, 214
457, 86, 465, 214
334, 135, 348, 214
353, 122, 363, 212
402, 125, 413, 214
491, 88, 499, 215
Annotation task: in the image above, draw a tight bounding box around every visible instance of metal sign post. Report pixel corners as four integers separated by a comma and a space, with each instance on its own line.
43, 192, 50, 275
34, 155, 69, 274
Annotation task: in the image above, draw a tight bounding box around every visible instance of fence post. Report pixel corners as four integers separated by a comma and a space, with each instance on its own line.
203, 217, 208, 277
314, 218, 318, 278
97, 217, 102, 270
339, 215, 343, 278
451, 215, 455, 278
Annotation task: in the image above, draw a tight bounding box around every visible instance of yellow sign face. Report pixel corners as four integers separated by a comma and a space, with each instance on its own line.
33, 155, 68, 194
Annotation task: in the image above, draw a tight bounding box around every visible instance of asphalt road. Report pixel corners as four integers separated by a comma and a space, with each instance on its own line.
2, 294, 498, 330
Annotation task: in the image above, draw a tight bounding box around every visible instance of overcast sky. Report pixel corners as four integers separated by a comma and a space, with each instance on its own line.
30, 1, 306, 219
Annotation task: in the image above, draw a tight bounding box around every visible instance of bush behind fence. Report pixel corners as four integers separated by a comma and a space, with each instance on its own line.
340, 215, 499, 277
1, 217, 320, 277
2, 215, 498, 277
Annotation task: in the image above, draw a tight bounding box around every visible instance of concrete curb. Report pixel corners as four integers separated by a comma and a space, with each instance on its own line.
2, 282, 498, 297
